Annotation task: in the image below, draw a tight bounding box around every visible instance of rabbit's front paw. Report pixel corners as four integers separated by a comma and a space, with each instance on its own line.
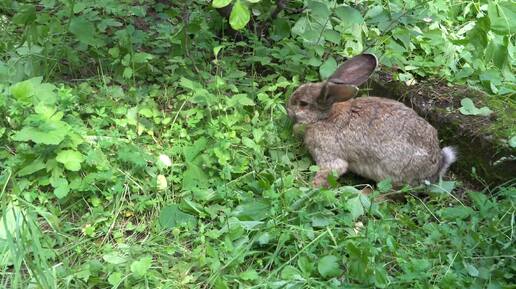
313, 173, 329, 188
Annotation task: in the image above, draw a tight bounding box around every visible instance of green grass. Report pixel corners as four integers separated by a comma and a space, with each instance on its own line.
1, 1, 515, 288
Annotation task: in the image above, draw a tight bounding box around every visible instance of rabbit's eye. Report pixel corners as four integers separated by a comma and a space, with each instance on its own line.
299, 101, 309, 107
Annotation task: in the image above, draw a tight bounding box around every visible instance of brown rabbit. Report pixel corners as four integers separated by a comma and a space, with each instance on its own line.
287, 54, 456, 187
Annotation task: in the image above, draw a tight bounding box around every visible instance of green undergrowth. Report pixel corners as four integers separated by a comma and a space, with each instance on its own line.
1, 0, 515, 288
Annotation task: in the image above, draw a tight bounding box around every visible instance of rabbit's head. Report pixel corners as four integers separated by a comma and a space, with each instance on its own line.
287, 54, 378, 124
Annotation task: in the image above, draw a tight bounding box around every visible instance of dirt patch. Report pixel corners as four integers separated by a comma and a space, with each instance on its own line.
365, 71, 515, 187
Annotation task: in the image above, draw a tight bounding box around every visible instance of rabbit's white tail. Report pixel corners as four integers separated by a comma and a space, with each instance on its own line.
439, 146, 457, 178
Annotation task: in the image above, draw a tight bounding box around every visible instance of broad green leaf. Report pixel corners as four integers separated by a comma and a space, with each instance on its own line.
69, 16, 97, 46
13, 120, 70, 145
232, 199, 270, 221
56, 150, 84, 171
335, 6, 364, 25
0, 204, 25, 240
183, 137, 208, 162
123, 67, 133, 79
159, 204, 196, 229
10, 77, 43, 104
103, 252, 128, 265
108, 272, 123, 286
319, 57, 337, 79
228, 94, 255, 106
317, 255, 342, 278
281, 265, 302, 280
239, 269, 259, 281
229, 0, 250, 30
438, 206, 474, 220
212, 0, 232, 8
346, 196, 364, 220
12, 4, 36, 25
374, 266, 390, 288
292, 17, 308, 36
130, 256, 152, 277
487, 1, 516, 35
182, 164, 209, 190
430, 180, 456, 194
459, 98, 493, 116
51, 177, 70, 199
17, 159, 46, 176
465, 263, 479, 277
323, 30, 341, 44
377, 178, 392, 192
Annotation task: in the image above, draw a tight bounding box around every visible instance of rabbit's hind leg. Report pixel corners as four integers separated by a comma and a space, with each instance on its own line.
313, 158, 348, 188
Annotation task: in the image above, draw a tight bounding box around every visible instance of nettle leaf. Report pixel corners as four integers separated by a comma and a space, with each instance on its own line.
229, 0, 250, 30
69, 16, 98, 46
459, 98, 493, 116
212, 0, 232, 8
319, 57, 337, 79
56, 150, 84, 171
159, 204, 196, 229
317, 255, 342, 278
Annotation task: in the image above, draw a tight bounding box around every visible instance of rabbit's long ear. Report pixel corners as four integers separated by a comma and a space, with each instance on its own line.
316, 83, 358, 111
329, 53, 378, 85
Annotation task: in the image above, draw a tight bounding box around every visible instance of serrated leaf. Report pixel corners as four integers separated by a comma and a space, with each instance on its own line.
229, 0, 250, 30
317, 255, 342, 278
56, 150, 84, 171
212, 0, 232, 8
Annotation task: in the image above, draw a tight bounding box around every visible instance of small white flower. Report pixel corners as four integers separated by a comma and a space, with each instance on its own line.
158, 154, 172, 167
157, 175, 168, 191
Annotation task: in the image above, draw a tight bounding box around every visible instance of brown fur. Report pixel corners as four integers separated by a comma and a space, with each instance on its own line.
287, 54, 455, 188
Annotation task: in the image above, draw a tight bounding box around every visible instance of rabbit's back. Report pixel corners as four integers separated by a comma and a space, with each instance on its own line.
308, 97, 442, 185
